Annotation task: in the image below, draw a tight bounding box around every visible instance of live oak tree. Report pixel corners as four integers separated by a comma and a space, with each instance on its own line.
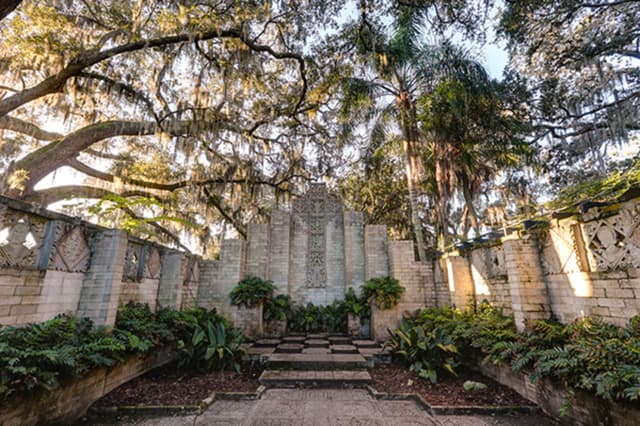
499, 0, 640, 190
0, 0, 347, 252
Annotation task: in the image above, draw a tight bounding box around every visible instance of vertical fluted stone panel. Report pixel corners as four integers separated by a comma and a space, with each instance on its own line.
76, 230, 128, 326
268, 210, 290, 294
344, 211, 365, 291
156, 251, 186, 310
365, 225, 389, 279
246, 223, 268, 279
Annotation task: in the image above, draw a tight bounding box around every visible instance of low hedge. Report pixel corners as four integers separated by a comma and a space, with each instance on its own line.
387, 303, 640, 403
0, 303, 244, 402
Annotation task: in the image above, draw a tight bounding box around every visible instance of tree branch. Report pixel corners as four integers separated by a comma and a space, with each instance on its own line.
0, 115, 62, 140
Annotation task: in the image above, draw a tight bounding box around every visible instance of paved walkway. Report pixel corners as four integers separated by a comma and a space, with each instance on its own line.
91, 389, 555, 425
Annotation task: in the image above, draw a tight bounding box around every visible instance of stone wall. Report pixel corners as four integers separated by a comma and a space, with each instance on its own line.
0, 196, 203, 327
442, 197, 640, 330
0, 185, 437, 338
0, 348, 175, 426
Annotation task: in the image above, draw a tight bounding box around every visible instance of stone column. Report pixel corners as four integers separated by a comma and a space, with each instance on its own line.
365, 225, 389, 279
503, 234, 551, 331
196, 260, 218, 309
246, 223, 268, 279
444, 253, 475, 308
344, 211, 366, 291
156, 251, 186, 310
267, 210, 290, 295
76, 230, 128, 327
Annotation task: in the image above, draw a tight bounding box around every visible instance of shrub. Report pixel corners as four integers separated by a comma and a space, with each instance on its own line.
386, 318, 458, 383
289, 301, 348, 333
387, 304, 640, 402
230, 276, 276, 308
0, 303, 246, 401
362, 276, 405, 309
175, 307, 245, 372
263, 294, 292, 323
344, 287, 371, 321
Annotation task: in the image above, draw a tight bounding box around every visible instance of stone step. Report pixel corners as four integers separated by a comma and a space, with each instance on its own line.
352, 339, 380, 348
282, 336, 306, 344
254, 338, 281, 347
330, 344, 358, 354
302, 347, 331, 354
328, 336, 352, 345
264, 353, 368, 370
259, 370, 372, 388
305, 339, 330, 348
276, 343, 304, 353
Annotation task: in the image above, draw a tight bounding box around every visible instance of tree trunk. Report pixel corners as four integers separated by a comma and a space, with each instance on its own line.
461, 174, 480, 237
398, 91, 427, 262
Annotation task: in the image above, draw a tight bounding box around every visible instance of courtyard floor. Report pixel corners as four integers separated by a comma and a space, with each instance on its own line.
87, 388, 555, 425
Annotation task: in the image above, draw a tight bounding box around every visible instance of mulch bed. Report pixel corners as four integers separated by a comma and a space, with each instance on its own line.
94, 361, 263, 407
369, 363, 535, 407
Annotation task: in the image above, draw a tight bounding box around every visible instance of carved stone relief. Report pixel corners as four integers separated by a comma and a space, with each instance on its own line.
0, 210, 47, 269
583, 201, 640, 271
50, 225, 91, 273
123, 242, 143, 282
144, 247, 162, 279
293, 184, 343, 288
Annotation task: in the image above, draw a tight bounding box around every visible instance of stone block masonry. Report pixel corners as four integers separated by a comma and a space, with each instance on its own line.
442, 197, 640, 330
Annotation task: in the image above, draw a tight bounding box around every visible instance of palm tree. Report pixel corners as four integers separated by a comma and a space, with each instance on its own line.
419, 57, 531, 246
340, 12, 493, 259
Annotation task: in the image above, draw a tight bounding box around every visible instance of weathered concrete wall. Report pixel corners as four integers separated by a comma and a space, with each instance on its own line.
444, 197, 640, 330
371, 241, 432, 341
0, 196, 202, 327
0, 269, 83, 325
0, 348, 175, 426
0, 185, 439, 338
481, 362, 640, 425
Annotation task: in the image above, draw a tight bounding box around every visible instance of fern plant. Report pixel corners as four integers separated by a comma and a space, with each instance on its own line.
362, 276, 405, 310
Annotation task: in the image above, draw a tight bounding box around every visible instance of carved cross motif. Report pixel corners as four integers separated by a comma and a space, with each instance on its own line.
293, 183, 343, 288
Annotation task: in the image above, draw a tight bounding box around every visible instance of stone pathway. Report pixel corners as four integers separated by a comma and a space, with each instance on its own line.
90, 389, 554, 425
87, 334, 555, 425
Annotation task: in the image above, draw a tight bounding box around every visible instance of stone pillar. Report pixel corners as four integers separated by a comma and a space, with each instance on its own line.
76, 230, 128, 327
156, 251, 186, 310
503, 234, 551, 331
246, 223, 268, 279
370, 240, 431, 341
344, 211, 365, 291
444, 253, 475, 308
196, 260, 218, 309
215, 239, 262, 337
365, 225, 389, 279
268, 210, 290, 295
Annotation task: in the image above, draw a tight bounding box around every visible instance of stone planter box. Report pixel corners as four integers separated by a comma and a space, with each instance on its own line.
229, 304, 263, 338
348, 314, 371, 338
0, 348, 176, 426
264, 319, 287, 337
480, 362, 640, 425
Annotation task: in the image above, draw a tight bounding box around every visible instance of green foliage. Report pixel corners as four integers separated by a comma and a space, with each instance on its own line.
463, 380, 487, 391
344, 287, 371, 321
549, 157, 640, 209
386, 318, 458, 384
175, 308, 245, 373
362, 277, 405, 310
289, 301, 348, 334
0, 303, 245, 402
0, 314, 124, 401
263, 294, 292, 323
230, 276, 276, 308
389, 304, 640, 402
